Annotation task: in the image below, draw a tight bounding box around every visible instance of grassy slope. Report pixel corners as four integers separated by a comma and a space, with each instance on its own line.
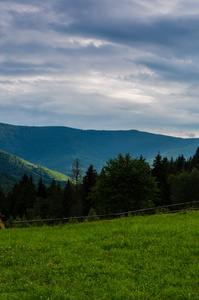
0, 212, 199, 299
0, 150, 70, 191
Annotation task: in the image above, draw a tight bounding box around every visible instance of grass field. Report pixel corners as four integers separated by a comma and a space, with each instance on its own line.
0, 212, 199, 299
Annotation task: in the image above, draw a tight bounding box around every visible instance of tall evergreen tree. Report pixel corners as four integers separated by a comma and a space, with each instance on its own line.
47, 179, 63, 218
62, 179, 75, 217
191, 147, 199, 170
8, 174, 37, 218
37, 177, 47, 199
82, 165, 98, 215
152, 153, 170, 205
6, 183, 18, 217
26, 175, 36, 210
175, 154, 186, 173
71, 158, 82, 184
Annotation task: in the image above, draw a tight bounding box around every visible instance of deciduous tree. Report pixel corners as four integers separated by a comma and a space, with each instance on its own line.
91, 153, 158, 214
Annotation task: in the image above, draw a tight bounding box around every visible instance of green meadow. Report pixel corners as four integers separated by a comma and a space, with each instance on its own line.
0, 212, 199, 299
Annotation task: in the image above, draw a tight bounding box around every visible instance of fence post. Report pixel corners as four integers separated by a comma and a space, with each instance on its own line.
0, 211, 5, 229
0, 218, 5, 229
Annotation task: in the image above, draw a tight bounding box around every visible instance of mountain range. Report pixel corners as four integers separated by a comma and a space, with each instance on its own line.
0, 122, 199, 178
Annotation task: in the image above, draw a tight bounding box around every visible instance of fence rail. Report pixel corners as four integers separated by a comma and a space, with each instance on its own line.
2, 200, 199, 228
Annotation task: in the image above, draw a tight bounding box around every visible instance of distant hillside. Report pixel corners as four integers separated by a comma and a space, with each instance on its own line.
0, 150, 70, 193
0, 123, 199, 175
0, 172, 17, 194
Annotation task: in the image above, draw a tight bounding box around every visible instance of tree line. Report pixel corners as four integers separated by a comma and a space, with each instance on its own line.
1, 148, 199, 221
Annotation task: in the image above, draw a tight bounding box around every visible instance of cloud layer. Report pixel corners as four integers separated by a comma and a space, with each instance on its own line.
1, 0, 199, 137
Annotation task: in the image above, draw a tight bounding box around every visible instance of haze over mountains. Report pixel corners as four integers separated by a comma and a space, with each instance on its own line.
0, 123, 199, 177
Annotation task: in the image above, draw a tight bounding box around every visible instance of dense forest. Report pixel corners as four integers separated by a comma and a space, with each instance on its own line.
1, 148, 199, 221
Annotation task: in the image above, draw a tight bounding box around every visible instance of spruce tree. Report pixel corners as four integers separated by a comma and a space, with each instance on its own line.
152, 153, 171, 205
62, 180, 75, 217
47, 179, 63, 218
82, 165, 98, 215
10, 174, 37, 218
37, 177, 47, 199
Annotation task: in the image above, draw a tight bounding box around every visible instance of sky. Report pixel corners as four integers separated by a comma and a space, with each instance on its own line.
1, 0, 199, 138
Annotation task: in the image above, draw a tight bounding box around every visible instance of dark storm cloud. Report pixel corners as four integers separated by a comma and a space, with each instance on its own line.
51, 0, 199, 54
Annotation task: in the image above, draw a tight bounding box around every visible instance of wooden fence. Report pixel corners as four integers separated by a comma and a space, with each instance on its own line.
2, 200, 199, 228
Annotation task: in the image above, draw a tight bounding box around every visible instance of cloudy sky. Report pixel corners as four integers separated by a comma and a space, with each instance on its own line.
1, 0, 199, 137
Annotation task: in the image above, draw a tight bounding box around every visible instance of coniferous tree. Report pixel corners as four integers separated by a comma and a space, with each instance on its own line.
6, 183, 18, 218
82, 165, 98, 215
62, 179, 75, 217
47, 179, 63, 218
33, 177, 48, 218
168, 157, 175, 175
73, 183, 83, 217
54, 182, 64, 217
0, 187, 5, 216
190, 147, 199, 170
69, 159, 83, 216
175, 154, 186, 173
37, 177, 47, 199
189, 168, 199, 201
26, 175, 37, 210
71, 158, 82, 184
152, 153, 171, 205
10, 174, 37, 218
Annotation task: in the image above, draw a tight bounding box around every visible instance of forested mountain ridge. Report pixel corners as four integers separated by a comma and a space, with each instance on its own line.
0, 122, 199, 175
0, 149, 70, 193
